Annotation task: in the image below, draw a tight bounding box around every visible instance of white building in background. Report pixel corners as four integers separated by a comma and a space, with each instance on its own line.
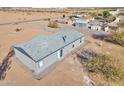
90, 25, 101, 31
110, 10, 120, 16
88, 21, 109, 32
72, 18, 88, 28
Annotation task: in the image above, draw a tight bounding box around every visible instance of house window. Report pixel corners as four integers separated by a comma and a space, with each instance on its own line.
72, 44, 74, 48
39, 60, 44, 68
58, 49, 63, 58
60, 49, 63, 57
80, 38, 82, 43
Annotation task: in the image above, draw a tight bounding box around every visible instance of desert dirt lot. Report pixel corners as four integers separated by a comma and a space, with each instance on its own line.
0, 10, 85, 85
0, 10, 124, 85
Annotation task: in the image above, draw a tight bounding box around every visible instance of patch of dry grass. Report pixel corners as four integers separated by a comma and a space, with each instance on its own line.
105, 31, 124, 47
48, 21, 59, 28
80, 52, 124, 85
118, 21, 124, 28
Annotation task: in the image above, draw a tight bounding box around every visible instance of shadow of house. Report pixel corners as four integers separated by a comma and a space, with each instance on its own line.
0, 47, 14, 80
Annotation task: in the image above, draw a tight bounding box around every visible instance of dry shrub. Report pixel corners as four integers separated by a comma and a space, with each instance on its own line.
118, 21, 124, 28
15, 28, 22, 32
83, 54, 124, 82
105, 31, 124, 47
48, 21, 59, 28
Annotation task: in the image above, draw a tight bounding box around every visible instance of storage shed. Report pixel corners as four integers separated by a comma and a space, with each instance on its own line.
14, 29, 85, 79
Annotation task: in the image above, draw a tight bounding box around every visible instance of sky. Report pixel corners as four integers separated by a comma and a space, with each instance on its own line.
0, 0, 124, 7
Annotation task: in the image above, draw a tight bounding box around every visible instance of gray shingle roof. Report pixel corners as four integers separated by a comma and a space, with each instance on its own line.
15, 29, 84, 62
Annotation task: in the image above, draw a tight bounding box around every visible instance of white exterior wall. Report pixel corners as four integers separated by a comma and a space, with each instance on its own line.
35, 51, 60, 75
91, 26, 101, 31
14, 48, 37, 72
104, 27, 109, 32
63, 37, 84, 56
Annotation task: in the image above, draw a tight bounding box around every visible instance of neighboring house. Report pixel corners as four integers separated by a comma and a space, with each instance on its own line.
72, 18, 88, 28
75, 14, 94, 22
110, 10, 119, 16
76, 14, 83, 18
104, 26, 109, 32
88, 21, 109, 32
14, 29, 85, 79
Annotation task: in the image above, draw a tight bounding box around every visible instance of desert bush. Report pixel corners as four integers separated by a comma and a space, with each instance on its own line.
48, 21, 59, 28
96, 11, 115, 22
63, 14, 65, 18
15, 28, 22, 32
69, 16, 73, 19
98, 13, 102, 16
103, 15, 116, 22
48, 18, 51, 21
83, 54, 124, 81
105, 31, 124, 47
89, 12, 97, 17
118, 21, 124, 28
107, 16, 116, 22
118, 12, 124, 16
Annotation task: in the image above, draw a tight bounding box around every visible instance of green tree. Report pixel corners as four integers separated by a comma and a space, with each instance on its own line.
102, 11, 111, 18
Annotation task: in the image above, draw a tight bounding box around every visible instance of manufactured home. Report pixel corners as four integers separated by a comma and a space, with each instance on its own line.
72, 18, 88, 28
14, 29, 85, 79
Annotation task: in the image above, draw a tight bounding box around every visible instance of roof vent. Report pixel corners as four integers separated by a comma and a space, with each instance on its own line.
62, 35, 67, 42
